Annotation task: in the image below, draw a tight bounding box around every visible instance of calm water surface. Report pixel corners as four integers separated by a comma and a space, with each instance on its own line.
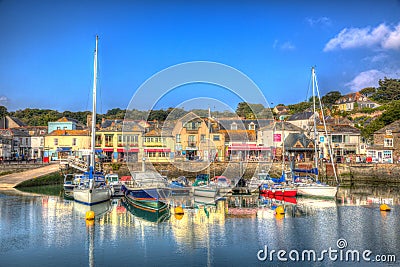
0, 185, 399, 267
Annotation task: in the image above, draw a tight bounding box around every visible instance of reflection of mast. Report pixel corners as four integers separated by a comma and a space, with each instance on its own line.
87, 223, 95, 267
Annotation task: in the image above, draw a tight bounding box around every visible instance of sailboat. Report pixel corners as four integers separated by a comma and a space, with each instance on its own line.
259, 119, 297, 197
73, 36, 112, 205
293, 67, 338, 198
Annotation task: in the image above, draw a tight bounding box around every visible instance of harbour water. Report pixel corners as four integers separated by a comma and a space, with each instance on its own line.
0, 185, 399, 267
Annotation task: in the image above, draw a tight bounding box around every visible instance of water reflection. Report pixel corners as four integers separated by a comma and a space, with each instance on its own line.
1, 184, 399, 266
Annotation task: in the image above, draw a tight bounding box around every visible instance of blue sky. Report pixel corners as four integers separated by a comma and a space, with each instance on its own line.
0, 0, 399, 113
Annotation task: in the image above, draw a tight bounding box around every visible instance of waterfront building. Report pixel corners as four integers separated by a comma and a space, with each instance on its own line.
366, 120, 400, 163
143, 127, 174, 163
44, 130, 90, 161
334, 92, 380, 112
314, 124, 363, 162
48, 117, 84, 133
96, 119, 144, 163
171, 112, 212, 161
216, 119, 272, 161
26, 126, 47, 161
0, 131, 13, 160
257, 121, 304, 161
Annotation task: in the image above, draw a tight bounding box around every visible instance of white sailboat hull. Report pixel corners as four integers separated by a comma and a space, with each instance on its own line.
297, 185, 337, 198
73, 187, 111, 205
193, 186, 219, 198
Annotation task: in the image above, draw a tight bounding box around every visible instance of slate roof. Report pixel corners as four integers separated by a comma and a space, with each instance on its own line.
284, 133, 315, 151
260, 121, 303, 132
375, 120, 400, 134
287, 112, 315, 121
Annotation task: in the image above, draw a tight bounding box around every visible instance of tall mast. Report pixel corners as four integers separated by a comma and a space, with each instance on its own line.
312, 67, 319, 180
90, 36, 98, 170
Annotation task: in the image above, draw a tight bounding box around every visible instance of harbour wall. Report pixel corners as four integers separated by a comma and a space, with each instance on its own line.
104, 161, 400, 184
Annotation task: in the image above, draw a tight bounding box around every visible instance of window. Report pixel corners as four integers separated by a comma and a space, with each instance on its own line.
176, 134, 181, 143
57, 127, 61, 130
105, 135, 113, 147
332, 135, 343, 143
231, 122, 237, 130
384, 138, 393, 147
54, 138, 58, 146
200, 134, 206, 141
213, 135, 220, 141
248, 123, 255, 130
72, 138, 77, 146
95, 135, 101, 146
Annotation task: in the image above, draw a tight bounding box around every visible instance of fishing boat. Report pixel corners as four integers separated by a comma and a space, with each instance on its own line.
105, 173, 123, 197
248, 170, 273, 193
193, 174, 219, 199
63, 173, 86, 198
121, 171, 171, 212
293, 67, 339, 198
169, 176, 191, 195
73, 36, 111, 205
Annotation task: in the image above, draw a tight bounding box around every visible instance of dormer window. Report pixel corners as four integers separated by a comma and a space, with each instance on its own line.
248, 122, 255, 130
231, 122, 237, 130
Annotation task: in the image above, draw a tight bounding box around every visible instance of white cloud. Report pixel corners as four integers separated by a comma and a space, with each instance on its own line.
0, 96, 8, 106
306, 16, 332, 27
273, 40, 296, 51
345, 69, 399, 92
324, 23, 400, 51
383, 24, 400, 49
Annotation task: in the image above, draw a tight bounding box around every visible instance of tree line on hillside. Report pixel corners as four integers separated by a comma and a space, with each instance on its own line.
1, 77, 399, 142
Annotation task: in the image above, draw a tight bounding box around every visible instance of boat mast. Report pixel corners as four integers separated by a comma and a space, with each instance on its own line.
90, 36, 98, 173
311, 67, 319, 181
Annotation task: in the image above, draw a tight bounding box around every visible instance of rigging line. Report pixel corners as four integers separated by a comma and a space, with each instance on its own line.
313, 68, 339, 185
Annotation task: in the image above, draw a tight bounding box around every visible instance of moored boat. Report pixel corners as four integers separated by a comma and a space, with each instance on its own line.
72, 36, 111, 206
105, 173, 123, 197
121, 171, 171, 212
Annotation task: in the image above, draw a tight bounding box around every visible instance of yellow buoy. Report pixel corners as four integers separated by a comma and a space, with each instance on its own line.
174, 213, 184, 220
86, 210, 95, 220
380, 204, 391, 211
275, 205, 285, 215
174, 206, 184, 215
275, 213, 285, 220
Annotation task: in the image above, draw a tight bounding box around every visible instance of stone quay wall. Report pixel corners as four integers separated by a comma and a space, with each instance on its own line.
105, 161, 400, 184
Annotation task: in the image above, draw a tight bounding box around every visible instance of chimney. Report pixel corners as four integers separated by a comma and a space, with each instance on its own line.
87, 114, 92, 128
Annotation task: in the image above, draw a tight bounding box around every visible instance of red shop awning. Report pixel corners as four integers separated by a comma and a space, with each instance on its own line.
144, 148, 171, 152
117, 148, 139, 152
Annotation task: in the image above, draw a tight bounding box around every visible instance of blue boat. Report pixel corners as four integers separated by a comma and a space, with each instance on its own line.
121, 171, 171, 212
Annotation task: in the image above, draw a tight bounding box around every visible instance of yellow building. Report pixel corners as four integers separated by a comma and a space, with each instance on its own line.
172, 113, 224, 161
143, 128, 175, 162
96, 121, 144, 162
45, 130, 90, 160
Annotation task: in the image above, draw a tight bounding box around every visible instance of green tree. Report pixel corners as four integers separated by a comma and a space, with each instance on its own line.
361, 100, 400, 141
0, 106, 8, 118
359, 87, 376, 97
321, 91, 342, 106
372, 77, 400, 102
236, 102, 256, 119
